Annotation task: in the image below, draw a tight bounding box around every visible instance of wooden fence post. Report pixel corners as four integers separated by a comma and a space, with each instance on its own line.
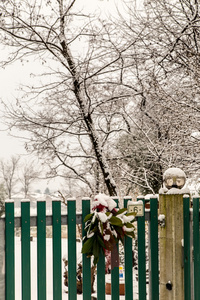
159, 193, 184, 300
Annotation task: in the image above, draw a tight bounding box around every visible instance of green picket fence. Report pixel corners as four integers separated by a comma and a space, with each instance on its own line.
3, 196, 159, 300
3, 195, 200, 299
3, 197, 160, 300
183, 196, 200, 300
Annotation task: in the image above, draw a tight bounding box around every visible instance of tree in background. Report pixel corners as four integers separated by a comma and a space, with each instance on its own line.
111, 0, 200, 193
0, 0, 200, 196
0, 183, 6, 217
0, 156, 20, 198
44, 187, 50, 195
19, 160, 40, 197
116, 133, 163, 195
1, 0, 129, 196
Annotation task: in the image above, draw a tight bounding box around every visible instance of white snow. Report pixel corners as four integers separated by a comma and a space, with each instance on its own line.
5, 199, 15, 203
97, 222, 103, 235
159, 187, 168, 194
166, 187, 182, 194
163, 167, 186, 179
122, 225, 134, 232
104, 234, 111, 241
136, 200, 144, 205
92, 193, 117, 211
116, 211, 127, 222
122, 215, 135, 223
92, 211, 97, 223
111, 229, 118, 238
137, 195, 144, 199
106, 197, 117, 211
181, 188, 190, 195
20, 198, 30, 202
127, 200, 143, 206
87, 231, 94, 238
166, 187, 190, 195
14, 236, 139, 299
192, 193, 200, 198
106, 212, 112, 220
191, 131, 200, 140
159, 186, 190, 195
158, 214, 165, 222
144, 194, 159, 200
144, 194, 153, 200
15, 236, 83, 300
98, 212, 108, 223
92, 195, 108, 209
123, 196, 132, 200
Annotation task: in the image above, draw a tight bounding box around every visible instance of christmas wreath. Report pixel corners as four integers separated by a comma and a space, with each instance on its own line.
82, 194, 135, 265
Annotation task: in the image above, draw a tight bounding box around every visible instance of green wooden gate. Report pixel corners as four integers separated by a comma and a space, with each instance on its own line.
2, 196, 159, 299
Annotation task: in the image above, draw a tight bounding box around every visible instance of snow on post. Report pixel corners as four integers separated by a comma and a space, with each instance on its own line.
159, 167, 189, 300
163, 167, 186, 190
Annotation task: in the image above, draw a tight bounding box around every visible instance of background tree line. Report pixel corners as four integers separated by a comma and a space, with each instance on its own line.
0, 156, 41, 215
0, 0, 200, 198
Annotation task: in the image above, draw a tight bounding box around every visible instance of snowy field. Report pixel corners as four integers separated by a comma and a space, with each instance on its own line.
15, 236, 84, 299
14, 236, 141, 299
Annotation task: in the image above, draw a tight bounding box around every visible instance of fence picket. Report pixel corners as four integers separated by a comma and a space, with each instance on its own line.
137, 197, 146, 300
37, 200, 46, 300
183, 196, 191, 300
150, 197, 159, 300
124, 197, 133, 300
21, 200, 31, 300
5, 201, 15, 300
193, 197, 200, 300
111, 198, 119, 300
52, 200, 62, 300
82, 198, 91, 300
97, 250, 105, 300
67, 199, 77, 300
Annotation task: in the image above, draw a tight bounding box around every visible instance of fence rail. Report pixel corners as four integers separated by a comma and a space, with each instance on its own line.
1, 195, 199, 299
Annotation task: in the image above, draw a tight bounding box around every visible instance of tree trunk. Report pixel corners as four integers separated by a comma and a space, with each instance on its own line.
61, 39, 117, 196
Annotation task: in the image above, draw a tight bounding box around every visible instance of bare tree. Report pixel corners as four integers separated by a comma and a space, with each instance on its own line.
106, 0, 200, 193
19, 160, 40, 197
0, 183, 6, 216
1, 0, 200, 196
0, 0, 141, 196
0, 156, 20, 198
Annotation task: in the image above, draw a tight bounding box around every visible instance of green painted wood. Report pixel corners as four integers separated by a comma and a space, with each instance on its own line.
82, 198, 91, 300
67, 199, 77, 300
183, 196, 191, 300
21, 200, 31, 300
193, 197, 200, 300
97, 250, 105, 300
37, 201, 46, 300
150, 198, 159, 300
111, 198, 119, 300
52, 200, 62, 300
5, 201, 15, 300
137, 197, 146, 300
124, 197, 133, 300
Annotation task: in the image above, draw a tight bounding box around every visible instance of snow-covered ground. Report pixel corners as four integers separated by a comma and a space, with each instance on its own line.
15, 236, 83, 299
15, 236, 140, 299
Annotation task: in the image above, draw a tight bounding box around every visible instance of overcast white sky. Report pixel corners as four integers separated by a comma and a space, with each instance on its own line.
0, 60, 36, 159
